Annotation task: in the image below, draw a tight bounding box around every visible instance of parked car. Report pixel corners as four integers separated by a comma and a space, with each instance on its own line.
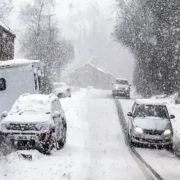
127, 99, 174, 149
0, 94, 67, 154
112, 78, 130, 98
53, 82, 71, 98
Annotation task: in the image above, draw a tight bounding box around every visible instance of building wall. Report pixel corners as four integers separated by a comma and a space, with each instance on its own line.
67, 64, 115, 90
0, 26, 15, 61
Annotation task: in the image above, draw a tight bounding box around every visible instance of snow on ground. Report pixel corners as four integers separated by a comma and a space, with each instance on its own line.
120, 98, 180, 180
82, 89, 146, 180
0, 88, 148, 180
0, 89, 90, 180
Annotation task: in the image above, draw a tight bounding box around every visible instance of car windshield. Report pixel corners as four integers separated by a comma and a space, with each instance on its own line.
134, 104, 168, 118
10, 99, 50, 114
116, 80, 128, 85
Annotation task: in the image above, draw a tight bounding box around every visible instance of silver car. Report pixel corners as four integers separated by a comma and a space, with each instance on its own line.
127, 99, 174, 149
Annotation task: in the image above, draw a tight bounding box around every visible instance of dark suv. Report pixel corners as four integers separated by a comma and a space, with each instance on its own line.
0, 94, 67, 154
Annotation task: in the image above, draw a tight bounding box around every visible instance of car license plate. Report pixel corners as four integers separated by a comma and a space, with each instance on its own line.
145, 135, 162, 140
17, 136, 28, 140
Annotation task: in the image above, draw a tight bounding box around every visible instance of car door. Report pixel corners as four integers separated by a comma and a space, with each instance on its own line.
51, 100, 61, 141
56, 100, 67, 138
128, 102, 136, 132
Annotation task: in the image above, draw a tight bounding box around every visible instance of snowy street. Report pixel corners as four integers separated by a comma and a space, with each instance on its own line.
0, 89, 180, 180
0, 89, 147, 180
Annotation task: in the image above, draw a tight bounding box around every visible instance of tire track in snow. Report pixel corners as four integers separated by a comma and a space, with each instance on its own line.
115, 99, 164, 180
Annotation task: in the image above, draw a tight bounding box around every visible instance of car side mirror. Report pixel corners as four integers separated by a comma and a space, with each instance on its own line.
170, 114, 175, 119
127, 112, 133, 117
52, 111, 61, 118
1, 111, 8, 119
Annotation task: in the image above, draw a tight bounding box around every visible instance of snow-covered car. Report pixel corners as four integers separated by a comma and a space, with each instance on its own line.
127, 99, 174, 149
112, 78, 130, 98
53, 82, 71, 98
0, 94, 67, 154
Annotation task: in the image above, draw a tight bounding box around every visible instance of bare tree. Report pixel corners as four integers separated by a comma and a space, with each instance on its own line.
19, 0, 74, 92
0, 0, 13, 20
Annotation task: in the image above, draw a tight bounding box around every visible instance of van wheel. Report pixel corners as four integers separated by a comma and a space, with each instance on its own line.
58, 124, 67, 148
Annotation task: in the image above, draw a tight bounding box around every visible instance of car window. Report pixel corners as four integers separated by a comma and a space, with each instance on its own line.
116, 80, 128, 85
134, 104, 168, 118
132, 103, 136, 113
0, 78, 6, 91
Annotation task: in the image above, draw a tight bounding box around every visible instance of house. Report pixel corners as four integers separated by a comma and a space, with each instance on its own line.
61, 62, 115, 90
0, 21, 16, 61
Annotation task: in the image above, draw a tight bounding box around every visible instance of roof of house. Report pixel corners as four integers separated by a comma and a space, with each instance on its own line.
0, 21, 16, 37
71, 62, 115, 77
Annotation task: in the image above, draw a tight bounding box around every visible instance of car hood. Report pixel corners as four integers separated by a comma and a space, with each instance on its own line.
133, 117, 169, 130
54, 87, 67, 94
1, 112, 52, 124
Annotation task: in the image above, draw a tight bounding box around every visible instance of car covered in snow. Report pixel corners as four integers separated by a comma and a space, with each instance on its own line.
127, 99, 174, 149
112, 78, 130, 98
0, 94, 67, 154
53, 82, 71, 98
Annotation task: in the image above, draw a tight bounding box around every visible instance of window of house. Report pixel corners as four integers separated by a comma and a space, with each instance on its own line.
0, 78, 6, 91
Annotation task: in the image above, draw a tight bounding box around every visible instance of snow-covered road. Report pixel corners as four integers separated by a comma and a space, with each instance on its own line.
1, 89, 180, 180
120, 99, 180, 180
0, 89, 148, 180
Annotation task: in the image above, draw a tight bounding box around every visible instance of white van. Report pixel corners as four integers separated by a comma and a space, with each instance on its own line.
0, 59, 44, 115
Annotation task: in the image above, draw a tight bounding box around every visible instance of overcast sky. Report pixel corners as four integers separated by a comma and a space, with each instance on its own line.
10, 0, 134, 81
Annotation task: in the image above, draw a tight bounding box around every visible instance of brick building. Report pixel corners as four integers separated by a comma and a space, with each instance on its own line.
0, 21, 16, 61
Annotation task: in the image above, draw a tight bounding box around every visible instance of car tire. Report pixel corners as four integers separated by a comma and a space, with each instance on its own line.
58, 124, 67, 148
41, 138, 53, 155
166, 143, 173, 151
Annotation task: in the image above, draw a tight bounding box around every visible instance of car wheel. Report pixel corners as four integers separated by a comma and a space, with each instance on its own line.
58, 124, 67, 148
41, 138, 53, 155
166, 143, 173, 151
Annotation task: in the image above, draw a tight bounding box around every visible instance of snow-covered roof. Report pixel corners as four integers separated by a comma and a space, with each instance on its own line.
0, 59, 43, 68
71, 62, 115, 77
0, 21, 15, 37
1, 94, 59, 124
10, 94, 58, 112
135, 99, 167, 106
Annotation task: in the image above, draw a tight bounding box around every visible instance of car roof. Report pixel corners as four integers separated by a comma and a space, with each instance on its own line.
135, 99, 167, 106
18, 94, 58, 104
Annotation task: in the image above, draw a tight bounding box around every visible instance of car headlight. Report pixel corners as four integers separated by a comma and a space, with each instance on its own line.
36, 123, 50, 132
164, 129, 172, 136
134, 127, 143, 134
